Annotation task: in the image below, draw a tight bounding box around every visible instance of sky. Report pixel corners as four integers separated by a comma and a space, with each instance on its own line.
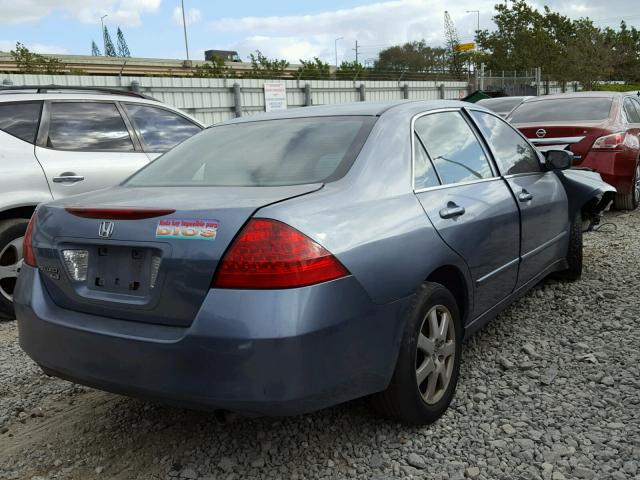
0, 0, 639, 65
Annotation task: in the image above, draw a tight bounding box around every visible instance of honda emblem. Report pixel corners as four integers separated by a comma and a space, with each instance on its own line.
98, 221, 114, 238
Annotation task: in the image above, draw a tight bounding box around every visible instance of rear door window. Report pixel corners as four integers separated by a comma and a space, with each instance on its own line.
471, 110, 541, 175
124, 103, 201, 152
509, 98, 613, 123
46, 102, 135, 152
0, 101, 42, 144
623, 98, 640, 123
414, 111, 493, 185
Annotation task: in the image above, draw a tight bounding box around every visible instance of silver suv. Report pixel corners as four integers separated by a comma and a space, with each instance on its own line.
0, 87, 203, 317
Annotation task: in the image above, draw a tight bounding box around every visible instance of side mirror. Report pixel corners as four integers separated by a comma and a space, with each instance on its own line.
544, 149, 573, 170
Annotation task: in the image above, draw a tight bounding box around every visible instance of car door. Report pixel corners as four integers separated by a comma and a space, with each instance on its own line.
469, 109, 569, 288
34, 100, 149, 199
413, 109, 520, 318
0, 101, 53, 208
122, 103, 202, 160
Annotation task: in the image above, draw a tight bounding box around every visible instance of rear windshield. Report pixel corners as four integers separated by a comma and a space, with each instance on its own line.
126, 116, 375, 187
509, 98, 613, 123
476, 97, 523, 113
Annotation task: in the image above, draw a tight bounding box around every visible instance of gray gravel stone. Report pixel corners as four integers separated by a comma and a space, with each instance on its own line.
407, 453, 427, 469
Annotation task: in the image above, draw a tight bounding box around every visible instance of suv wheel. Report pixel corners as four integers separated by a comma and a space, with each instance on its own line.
0, 219, 29, 319
613, 161, 640, 210
372, 282, 462, 425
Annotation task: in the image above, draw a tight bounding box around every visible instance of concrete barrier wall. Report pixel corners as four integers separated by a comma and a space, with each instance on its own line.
1, 74, 470, 125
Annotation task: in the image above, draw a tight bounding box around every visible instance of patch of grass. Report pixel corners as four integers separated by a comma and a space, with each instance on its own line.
593, 84, 640, 92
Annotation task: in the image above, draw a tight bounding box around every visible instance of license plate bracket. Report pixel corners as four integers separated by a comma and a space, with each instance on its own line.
85, 245, 159, 296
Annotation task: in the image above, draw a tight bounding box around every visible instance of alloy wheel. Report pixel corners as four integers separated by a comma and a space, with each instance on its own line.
415, 304, 456, 405
0, 236, 23, 302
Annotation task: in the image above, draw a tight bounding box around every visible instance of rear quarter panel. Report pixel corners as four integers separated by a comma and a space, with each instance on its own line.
258, 108, 473, 311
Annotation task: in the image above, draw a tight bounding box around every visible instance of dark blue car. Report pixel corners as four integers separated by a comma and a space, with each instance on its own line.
15, 100, 614, 425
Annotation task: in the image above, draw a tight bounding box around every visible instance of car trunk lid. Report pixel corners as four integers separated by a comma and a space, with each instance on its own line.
514, 123, 611, 163
33, 184, 322, 327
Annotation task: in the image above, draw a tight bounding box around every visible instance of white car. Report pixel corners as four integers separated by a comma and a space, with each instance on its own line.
0, 86, 203, 317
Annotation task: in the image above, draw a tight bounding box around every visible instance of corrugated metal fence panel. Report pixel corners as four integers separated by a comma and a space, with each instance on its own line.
2, 73, 470, 124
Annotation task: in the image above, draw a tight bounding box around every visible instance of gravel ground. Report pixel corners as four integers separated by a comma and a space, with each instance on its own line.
1, 209, 639, 480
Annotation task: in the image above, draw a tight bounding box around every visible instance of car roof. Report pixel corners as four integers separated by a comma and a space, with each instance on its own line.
522, 91, 627, 103
0, 92, 164, 104
221, 99, 480, 125
478, 96, 532, 103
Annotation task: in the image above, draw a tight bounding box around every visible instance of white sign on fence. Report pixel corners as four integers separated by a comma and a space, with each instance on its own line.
264, 82, 287, 112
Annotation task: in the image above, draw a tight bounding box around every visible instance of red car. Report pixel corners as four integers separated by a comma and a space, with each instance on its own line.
508, 92, 640, 209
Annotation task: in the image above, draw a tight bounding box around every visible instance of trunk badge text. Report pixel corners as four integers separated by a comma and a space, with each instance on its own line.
98, 221, 115, 238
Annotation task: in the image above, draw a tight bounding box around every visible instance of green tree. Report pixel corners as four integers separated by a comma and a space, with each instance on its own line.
91, 41, 101, 56
103, 26, 117, 57
375, 41, 447, 72
116, 27, 131, 57
193, 55, 230, 78
444, 11, 465, 76
248, 50, 289, 78
335, 60, 367, 80
475, 1, 563, 72
604, 21, 640, 83
297, 57, 331, 79
565, 19, 614, 89
10, 42, 63, 74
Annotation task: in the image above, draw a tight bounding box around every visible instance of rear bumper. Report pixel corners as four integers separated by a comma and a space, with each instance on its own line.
577, 149, 638, 194
15, 265, 411, 416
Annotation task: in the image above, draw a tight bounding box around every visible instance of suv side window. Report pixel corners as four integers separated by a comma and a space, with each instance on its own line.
46, 102, 135, 152
124, 103, 201, 152
413, 133, 440, 189
414, 111, 493, 185
470, 110, 541, 175
624, 98, 640, 123
0, 101, 42, 144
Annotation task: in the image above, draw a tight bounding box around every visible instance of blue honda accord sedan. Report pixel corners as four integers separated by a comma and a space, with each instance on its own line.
15, 100, 614, 425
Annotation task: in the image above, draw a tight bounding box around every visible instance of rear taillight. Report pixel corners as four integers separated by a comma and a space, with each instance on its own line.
23, 214, 37, 267
213, 218, 349, 289
592, 132, 639, 150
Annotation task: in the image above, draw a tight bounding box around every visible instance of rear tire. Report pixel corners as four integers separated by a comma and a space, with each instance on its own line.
371, 282, 462, 425
613, 162, 639, 210
0, 219, 29, 319
555, 212, 583, 281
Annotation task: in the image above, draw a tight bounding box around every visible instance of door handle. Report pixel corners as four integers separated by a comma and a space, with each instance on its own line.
518, 190, 533, 202
439, 203, 466, 219
53, 173, 85, 183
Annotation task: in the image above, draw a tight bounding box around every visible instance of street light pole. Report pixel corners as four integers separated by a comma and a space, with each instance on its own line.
334, 37, 343, 68
181, 0, 190, 60
466, 10, 481, 89
466, 10, 480, 42
100, 14, 108, 55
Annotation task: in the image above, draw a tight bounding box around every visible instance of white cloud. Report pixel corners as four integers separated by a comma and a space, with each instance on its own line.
172, 5, 201, 26
210, 0, 638, 63
0, 0, 161, 27
0, 40, 68, 54
210, 0, 496, 62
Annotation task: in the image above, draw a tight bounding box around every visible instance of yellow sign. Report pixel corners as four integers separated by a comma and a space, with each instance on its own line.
455, 42, 475, 52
